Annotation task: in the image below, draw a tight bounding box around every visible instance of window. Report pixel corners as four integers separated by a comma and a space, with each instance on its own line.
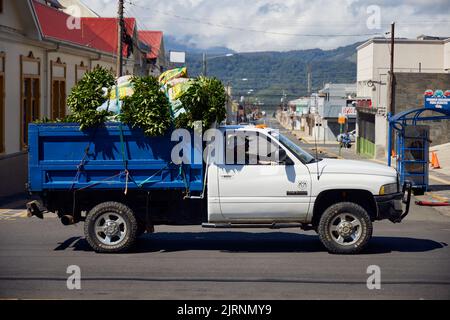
225, 131, 280, 165
20, 52, 41, 149
0, 52, 4, 153
50, 58, 66, 120
75, 61, 88, 84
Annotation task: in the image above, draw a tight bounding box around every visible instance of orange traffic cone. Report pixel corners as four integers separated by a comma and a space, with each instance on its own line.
430, 151, 441, 169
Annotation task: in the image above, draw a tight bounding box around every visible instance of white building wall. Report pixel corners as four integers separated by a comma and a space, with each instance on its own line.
356, 43, 374, 83
0, 41, 45, 155
444, 40, 450, 71
356, 38, 449, 158
47, 51, 91, 117
357, 39, 447, 109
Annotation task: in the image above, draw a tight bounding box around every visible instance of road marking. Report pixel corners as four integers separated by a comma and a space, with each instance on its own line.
0, 210, 28, 220
429, 174, 450, 186
428, 193, 449, 202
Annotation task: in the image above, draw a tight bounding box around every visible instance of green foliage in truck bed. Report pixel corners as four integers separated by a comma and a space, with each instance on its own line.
120, 76, 172, 136
66, 67, 116, 130
175, 76, 227, 129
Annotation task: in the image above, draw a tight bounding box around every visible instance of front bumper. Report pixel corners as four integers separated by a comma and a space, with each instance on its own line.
374, 181, 412, 223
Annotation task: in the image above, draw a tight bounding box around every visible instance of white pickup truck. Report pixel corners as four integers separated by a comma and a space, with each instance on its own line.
203, 125, 411, 254
27, 124, 412, 254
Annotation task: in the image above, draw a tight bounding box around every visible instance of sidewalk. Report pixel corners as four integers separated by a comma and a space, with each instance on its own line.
291, 130, 339, 145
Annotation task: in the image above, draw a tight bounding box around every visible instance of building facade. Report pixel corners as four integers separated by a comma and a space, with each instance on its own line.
317, 83, 357, 142
0, 0, 166, 197
138, 31, 167, 77
356, 36, 450, 158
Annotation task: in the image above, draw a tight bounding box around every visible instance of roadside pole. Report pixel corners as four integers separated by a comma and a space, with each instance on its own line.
202, 52, 207, 76
387, 22, 395, 158
116, 0, 124, 78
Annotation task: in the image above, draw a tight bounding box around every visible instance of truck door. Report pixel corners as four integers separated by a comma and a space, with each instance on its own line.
217, 130, 311, 221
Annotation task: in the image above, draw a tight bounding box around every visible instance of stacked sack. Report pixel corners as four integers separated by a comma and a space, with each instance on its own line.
158, 67, 192, 118
96, 75, 134, 115
95, 68, 194, 120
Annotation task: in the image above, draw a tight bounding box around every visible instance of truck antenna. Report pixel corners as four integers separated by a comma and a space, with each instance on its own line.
314, 124, 320, 180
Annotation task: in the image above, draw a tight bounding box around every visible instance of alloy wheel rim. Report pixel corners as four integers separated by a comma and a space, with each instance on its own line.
94, 212, 127, 245
328, 213, 362, 246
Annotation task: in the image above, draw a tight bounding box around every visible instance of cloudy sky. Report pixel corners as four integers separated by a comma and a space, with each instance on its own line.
83, 0, 450, 52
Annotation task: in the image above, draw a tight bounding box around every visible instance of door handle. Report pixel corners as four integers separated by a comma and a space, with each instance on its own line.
221, 174, 233, 178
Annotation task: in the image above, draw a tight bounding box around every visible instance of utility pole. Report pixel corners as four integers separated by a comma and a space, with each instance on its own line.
388, 22, 395, 114
387, 22, 395, 159
202, 52, 207, 76
307, 64, 312, 96
116, 0, 124, 78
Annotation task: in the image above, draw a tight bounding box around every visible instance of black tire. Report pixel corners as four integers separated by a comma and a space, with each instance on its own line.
84, 201, 138, 253
317, 202, 373, 254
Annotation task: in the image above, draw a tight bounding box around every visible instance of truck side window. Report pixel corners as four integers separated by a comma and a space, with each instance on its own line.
225, 132, 280, 165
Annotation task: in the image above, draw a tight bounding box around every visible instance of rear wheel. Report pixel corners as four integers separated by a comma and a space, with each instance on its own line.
84, 201, 138, 253
317, 202, 372, 254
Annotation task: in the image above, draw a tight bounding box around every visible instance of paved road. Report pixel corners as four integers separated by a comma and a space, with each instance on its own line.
0, 201, 449, 299
1, 119, 449, 299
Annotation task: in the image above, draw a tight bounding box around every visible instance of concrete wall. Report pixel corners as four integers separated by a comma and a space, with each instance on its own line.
373, 41, 444, 75
0, 152, 28, 197
356, 38, 450, 159
0, 41, 45, 155
374, 114, 387, 158
445, 41, 450, 71
394, 72, 450, 146
357, 39, 449, 112
357, 43, 374, 82
0, 3, 136, 197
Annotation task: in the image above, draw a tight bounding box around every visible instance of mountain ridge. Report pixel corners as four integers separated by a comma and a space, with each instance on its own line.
165, 39, 363, 106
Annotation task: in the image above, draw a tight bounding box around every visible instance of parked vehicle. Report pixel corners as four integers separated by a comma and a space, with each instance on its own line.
27, 123, 411, 254
337, 130, 356, 143
339, 132, 353, 149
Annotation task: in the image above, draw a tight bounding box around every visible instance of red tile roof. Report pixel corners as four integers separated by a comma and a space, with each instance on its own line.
138, 31, 163, 59
32, 0, 136, 57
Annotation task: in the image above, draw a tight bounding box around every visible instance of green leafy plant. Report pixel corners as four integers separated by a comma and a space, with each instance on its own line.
120, 76, 172, 136
66, 67, 115, 130
175, 76, 226, 129
34, 115, 77, 124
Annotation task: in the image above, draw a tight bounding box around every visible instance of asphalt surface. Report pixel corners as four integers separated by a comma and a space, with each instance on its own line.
0, 118, 449, 300
0, 206, 449, 299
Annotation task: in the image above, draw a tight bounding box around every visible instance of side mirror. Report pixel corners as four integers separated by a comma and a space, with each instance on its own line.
278, 148, 294, 165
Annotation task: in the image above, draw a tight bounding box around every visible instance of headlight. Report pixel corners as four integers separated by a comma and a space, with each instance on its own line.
379, 183, 398, 195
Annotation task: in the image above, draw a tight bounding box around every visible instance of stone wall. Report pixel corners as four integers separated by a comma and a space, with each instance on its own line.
394, 73, 450, 146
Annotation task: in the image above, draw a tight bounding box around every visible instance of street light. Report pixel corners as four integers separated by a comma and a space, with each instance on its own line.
202, 53, 234, 76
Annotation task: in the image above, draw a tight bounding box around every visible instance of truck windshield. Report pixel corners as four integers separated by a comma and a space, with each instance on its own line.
270, 131, 316, 164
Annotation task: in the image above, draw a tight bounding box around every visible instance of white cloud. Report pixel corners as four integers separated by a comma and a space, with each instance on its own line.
82, 0, 450, 52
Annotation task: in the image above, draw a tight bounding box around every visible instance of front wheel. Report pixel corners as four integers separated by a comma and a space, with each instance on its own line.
317, 202, 373, 254
84, 201, 138, 253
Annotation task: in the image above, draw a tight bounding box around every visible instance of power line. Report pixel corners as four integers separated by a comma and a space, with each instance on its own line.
125, 5, 171, 66
126, 1, 382, 38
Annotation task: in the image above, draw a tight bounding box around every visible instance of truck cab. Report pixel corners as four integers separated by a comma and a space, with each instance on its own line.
203, 125, 411, 253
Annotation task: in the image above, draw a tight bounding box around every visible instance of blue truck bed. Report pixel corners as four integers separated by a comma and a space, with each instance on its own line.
27, 123, 203, 193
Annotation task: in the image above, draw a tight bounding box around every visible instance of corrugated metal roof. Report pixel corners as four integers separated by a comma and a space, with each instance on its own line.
138, 31, 163, 59
33, 0, 136, 56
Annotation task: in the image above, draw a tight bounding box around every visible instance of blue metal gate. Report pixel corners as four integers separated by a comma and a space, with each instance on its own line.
387, 90, 450, 193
